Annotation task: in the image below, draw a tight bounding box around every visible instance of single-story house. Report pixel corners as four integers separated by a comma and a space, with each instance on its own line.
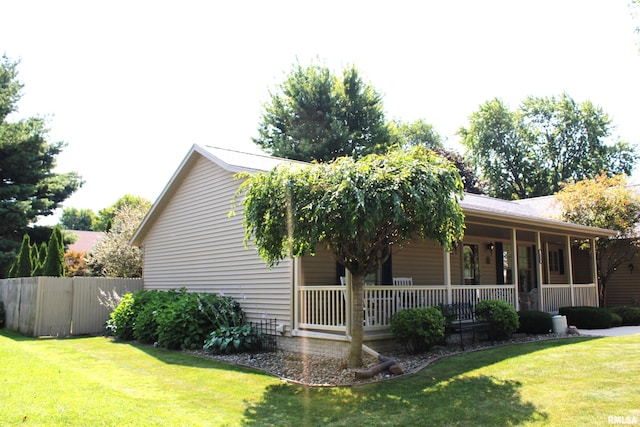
130, 144, 616, 356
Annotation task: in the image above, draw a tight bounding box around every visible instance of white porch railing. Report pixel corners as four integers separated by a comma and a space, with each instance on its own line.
298, 283, 598, 332
541, 283, 598, 313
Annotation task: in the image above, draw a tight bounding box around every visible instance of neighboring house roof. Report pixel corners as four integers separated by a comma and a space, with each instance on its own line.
65, 230, 103, 253
131, 144, 615, 245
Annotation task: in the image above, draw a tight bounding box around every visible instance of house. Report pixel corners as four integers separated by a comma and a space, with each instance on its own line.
65, 230, 103, 253
131, 144, 615, 356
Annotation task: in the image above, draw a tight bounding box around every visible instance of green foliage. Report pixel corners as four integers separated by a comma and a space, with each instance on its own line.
108, 293, 136, 339
94, 194, 152, 232
559, 306, 619, 329
132, 290, 181, 343
517, 311, 553, 334
475, 300, 519, 339
0, 55, 81, 277
156, 291, 244, 350
389, 307, 445, 353
14, 234, 32, 278
59, 207, 97, 231
203, 324, 263, 354
43, 227, 65, 277
610, 306, 640, 326
108, 289, 246, 351
459, 94, 637, 200
33, 242, 47, 276
253, 62, 392, 162
239, 146, 465, 366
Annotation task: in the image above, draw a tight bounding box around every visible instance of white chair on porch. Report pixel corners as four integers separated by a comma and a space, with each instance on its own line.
393, 277, 414, 312
340, 276, 375, 326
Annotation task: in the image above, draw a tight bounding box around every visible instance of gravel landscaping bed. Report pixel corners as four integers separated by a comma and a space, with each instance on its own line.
188, 332, 577, 387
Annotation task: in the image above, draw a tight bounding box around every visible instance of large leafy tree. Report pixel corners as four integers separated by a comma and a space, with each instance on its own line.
59, 207, 98, 231
554, 174, 640, 306
253, 63, 392, 162
459, 94, 636, 200
0, 56, 82, 276
238, 147, 465, 367
94, 194, 152, 232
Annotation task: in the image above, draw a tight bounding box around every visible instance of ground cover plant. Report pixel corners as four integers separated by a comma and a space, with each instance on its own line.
1, 329, 638, 426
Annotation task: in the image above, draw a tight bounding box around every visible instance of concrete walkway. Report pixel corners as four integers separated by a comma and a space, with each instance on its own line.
578, 326, 640, 336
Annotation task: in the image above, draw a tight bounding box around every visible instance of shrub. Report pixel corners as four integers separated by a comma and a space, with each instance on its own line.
475, 300, 519, 340
204, 324, 263, 354
107, 293, 136, 339
389, 307, 445, 354
517, 311, 552, 334
558, 306, 618, 329
156, 291, 245, 350
132, 290, 181, 344
610, 307, 640, 326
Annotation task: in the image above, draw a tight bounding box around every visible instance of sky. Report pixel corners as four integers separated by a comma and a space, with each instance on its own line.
2, 1, 640, 225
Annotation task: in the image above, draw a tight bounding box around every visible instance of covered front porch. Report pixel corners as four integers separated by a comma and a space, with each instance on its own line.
293, 212, 606, 335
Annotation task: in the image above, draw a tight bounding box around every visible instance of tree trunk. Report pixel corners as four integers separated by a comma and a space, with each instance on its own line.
347, 273, 365, 368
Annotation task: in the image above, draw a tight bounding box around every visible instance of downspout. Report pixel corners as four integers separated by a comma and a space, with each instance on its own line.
293, 257, 300, 333
511, 228, 519, 311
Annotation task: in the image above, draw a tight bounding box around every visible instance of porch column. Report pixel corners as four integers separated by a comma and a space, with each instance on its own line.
293, 256, 301, 331
444, 249, 452, 304
345, 269, 353, 333
566, 235, 575, 306
591, 237, 599, 307
511, 228, 520, 311
535, 232, 544, 311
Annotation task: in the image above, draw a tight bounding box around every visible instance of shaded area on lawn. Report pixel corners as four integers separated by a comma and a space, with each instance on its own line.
242, 338, 601, 426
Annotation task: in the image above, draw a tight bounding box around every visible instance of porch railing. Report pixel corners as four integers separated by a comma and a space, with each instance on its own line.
298, 282, 598, 332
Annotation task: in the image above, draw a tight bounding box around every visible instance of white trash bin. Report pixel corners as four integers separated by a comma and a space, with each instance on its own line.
552, 315, 568, 334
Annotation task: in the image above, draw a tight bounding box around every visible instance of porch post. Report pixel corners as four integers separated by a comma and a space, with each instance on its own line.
345, 269, 353, 333
444, 249, 452, 304
293, 256, 301, 331
566, 235, 575, 306
511, 228, 520, 311
535, 232, 544, 311
591, 237, 599, 307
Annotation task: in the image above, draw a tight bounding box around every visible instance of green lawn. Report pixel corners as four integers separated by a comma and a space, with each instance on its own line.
1, 330, 639, 426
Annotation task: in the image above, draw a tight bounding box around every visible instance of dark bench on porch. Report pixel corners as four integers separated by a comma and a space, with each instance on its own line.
439, 302, 492, 350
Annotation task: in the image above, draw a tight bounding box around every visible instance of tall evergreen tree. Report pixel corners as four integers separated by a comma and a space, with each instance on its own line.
0, 56, 81, 276
43, 227, 65, 277
15, 234, 33, 277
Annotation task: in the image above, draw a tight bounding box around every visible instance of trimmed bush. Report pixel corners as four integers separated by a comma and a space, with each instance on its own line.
517, 311, 553, 334
132, 290, 181, 344
558, 306, 619, 329
389, 306, 445, 354
108, 293, 136, 339
475, 300, 519, 340
610, 306, 640, 326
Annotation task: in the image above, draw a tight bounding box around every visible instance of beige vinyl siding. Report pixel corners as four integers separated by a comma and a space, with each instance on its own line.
392, 240, 445, 285
141, 154, 292, 325
300, 247, 338, 286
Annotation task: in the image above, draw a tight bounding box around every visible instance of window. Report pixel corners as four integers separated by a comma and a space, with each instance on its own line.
548, 249, 565, 274
463, 244, 479, 284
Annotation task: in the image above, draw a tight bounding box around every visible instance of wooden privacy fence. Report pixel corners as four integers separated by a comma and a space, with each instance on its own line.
0, 277, 143, 337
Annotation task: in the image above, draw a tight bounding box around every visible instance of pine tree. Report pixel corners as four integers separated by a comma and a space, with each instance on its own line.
43, 227, 65, 277
29, 242, 39, 276
15, 234, 33, 277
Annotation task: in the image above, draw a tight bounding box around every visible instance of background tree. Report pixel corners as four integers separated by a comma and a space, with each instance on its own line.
0, 56, 82, 276
94, 194, 152, 232
459, 94, 636, 200
59, 207, 97, 231
43, 227, 65, 277
238, 147, 465, 367
87, 205, 146, 277
64, 250, 88, 277
390, 118, 444, 149
554, 173, 640, 306
13, 234, 33, 278
253, 62, 392, 162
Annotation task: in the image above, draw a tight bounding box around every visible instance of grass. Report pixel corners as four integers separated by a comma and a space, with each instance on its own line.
1, 330, 639, 426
